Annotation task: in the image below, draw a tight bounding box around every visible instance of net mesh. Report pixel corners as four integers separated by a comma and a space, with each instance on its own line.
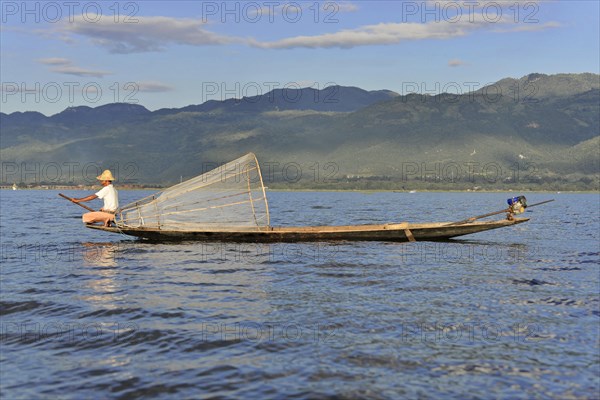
117, 153, 270, 231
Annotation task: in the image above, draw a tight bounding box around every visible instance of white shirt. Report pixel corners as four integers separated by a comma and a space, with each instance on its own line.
95, 184, 119, 212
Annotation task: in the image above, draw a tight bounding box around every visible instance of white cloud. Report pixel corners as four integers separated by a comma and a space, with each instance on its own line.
60, 15, 234, 53
248, 8, 561, 50
49, 65, 112, 78
136, 81, 174, 93
37, 57, 71, 66
448, 59, 466, 67
50, 11, 560, 52
250, 20, 482, 49
338, 2, 359, 13
36, 58, 111, 77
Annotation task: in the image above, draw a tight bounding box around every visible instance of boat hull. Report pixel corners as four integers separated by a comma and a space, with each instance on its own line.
86, 218, 529, 242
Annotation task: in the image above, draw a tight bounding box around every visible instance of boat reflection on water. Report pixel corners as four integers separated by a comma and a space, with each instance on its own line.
81, 242, 119, 267
78, 242, 122, 307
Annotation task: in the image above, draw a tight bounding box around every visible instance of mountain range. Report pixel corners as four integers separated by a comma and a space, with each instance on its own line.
1, 73, 598, 190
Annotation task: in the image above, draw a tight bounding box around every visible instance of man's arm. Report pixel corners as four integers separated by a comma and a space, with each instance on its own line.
73, 194, 98, 203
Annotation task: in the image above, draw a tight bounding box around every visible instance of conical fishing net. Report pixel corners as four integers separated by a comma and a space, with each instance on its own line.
117, 153, 270, 231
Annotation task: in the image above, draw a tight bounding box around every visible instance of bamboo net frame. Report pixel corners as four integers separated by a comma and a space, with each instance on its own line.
116, 153, 270, 231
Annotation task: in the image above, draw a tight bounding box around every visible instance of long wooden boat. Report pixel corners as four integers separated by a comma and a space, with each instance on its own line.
86, 217, 529, 242
73, 153, 540, 242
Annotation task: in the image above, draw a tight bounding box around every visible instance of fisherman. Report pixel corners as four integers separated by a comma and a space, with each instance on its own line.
73, 170, 119, 227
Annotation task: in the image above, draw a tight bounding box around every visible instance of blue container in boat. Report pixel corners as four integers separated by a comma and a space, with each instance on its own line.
507, 196, 527, 207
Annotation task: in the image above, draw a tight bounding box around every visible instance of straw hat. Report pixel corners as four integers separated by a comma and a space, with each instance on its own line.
96, 170, 116, 181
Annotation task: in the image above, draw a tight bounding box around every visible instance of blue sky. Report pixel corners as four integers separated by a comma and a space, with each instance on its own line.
1, 0, 598, 115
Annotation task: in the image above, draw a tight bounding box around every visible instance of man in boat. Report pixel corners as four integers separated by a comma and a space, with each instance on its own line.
72, 170, 119, 227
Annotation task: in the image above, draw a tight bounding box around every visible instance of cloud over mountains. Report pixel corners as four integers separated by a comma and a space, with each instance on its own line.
49, 11, 560, 53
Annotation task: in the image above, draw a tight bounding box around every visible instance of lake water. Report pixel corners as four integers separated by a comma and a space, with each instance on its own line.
1, 190, 598, 399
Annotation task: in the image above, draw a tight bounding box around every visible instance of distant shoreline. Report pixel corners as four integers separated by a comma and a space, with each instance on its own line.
2, 186, 597, 194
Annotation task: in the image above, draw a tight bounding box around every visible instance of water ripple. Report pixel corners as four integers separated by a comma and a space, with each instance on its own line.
1, 190, 598, 399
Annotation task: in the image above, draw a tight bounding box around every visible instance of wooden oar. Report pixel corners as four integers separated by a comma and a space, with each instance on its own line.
445, 199, 555, 226
525, 199, 556, 209
59, 193, 95, 212
444, 208, 509, 226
